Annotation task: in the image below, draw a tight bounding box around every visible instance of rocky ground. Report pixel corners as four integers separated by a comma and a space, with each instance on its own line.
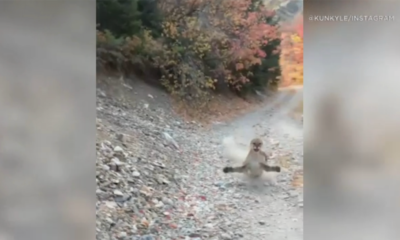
96, 76, 303, 240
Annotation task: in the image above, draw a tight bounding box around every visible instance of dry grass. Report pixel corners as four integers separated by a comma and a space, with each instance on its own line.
294, 99, 303, 114
277, 154, 292, 170
290, 99, 303, 120
171, 94, 265, 127
291, 169, 303, 188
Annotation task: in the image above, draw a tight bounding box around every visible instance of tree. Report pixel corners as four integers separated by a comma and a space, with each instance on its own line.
137, 0, 163, 37
156, 0, 281, 99
96, 0, 142, 37
242, 13, 281, 93
279, 14, 303, 88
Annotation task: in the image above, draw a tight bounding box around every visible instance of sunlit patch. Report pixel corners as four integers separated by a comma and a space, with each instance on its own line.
277, 154, 292, 170
291, 170, 303, 188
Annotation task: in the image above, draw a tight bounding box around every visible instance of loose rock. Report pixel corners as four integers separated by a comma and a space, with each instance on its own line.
96, 85, 303, 240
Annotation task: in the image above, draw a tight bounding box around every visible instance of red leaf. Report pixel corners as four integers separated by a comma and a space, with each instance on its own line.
198, 195, 207, 201
169, 223, 178, 229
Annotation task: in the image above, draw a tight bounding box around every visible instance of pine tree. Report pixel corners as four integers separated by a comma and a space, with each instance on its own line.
97, 0, 142, 38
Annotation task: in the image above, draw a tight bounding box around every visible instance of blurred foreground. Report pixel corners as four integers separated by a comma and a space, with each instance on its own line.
0, 2, 95, 240
306, 1, 400, 240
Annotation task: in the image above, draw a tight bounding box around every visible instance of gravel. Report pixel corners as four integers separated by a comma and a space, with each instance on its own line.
96, 86, 303, 240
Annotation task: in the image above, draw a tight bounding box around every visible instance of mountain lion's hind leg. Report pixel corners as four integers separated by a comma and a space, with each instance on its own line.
223, 165, 246, 173
261, 163, 281, 172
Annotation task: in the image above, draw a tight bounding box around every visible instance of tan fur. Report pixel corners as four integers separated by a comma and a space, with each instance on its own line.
223, 138, 280, 178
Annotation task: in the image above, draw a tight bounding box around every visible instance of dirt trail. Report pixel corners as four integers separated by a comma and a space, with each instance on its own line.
183, 93, 303, 240
96, 77, 303, 240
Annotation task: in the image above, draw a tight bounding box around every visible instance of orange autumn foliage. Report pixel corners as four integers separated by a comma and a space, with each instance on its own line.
157, 0, 280, 97
279, 15, 303, 88
97, 0, 284, 103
